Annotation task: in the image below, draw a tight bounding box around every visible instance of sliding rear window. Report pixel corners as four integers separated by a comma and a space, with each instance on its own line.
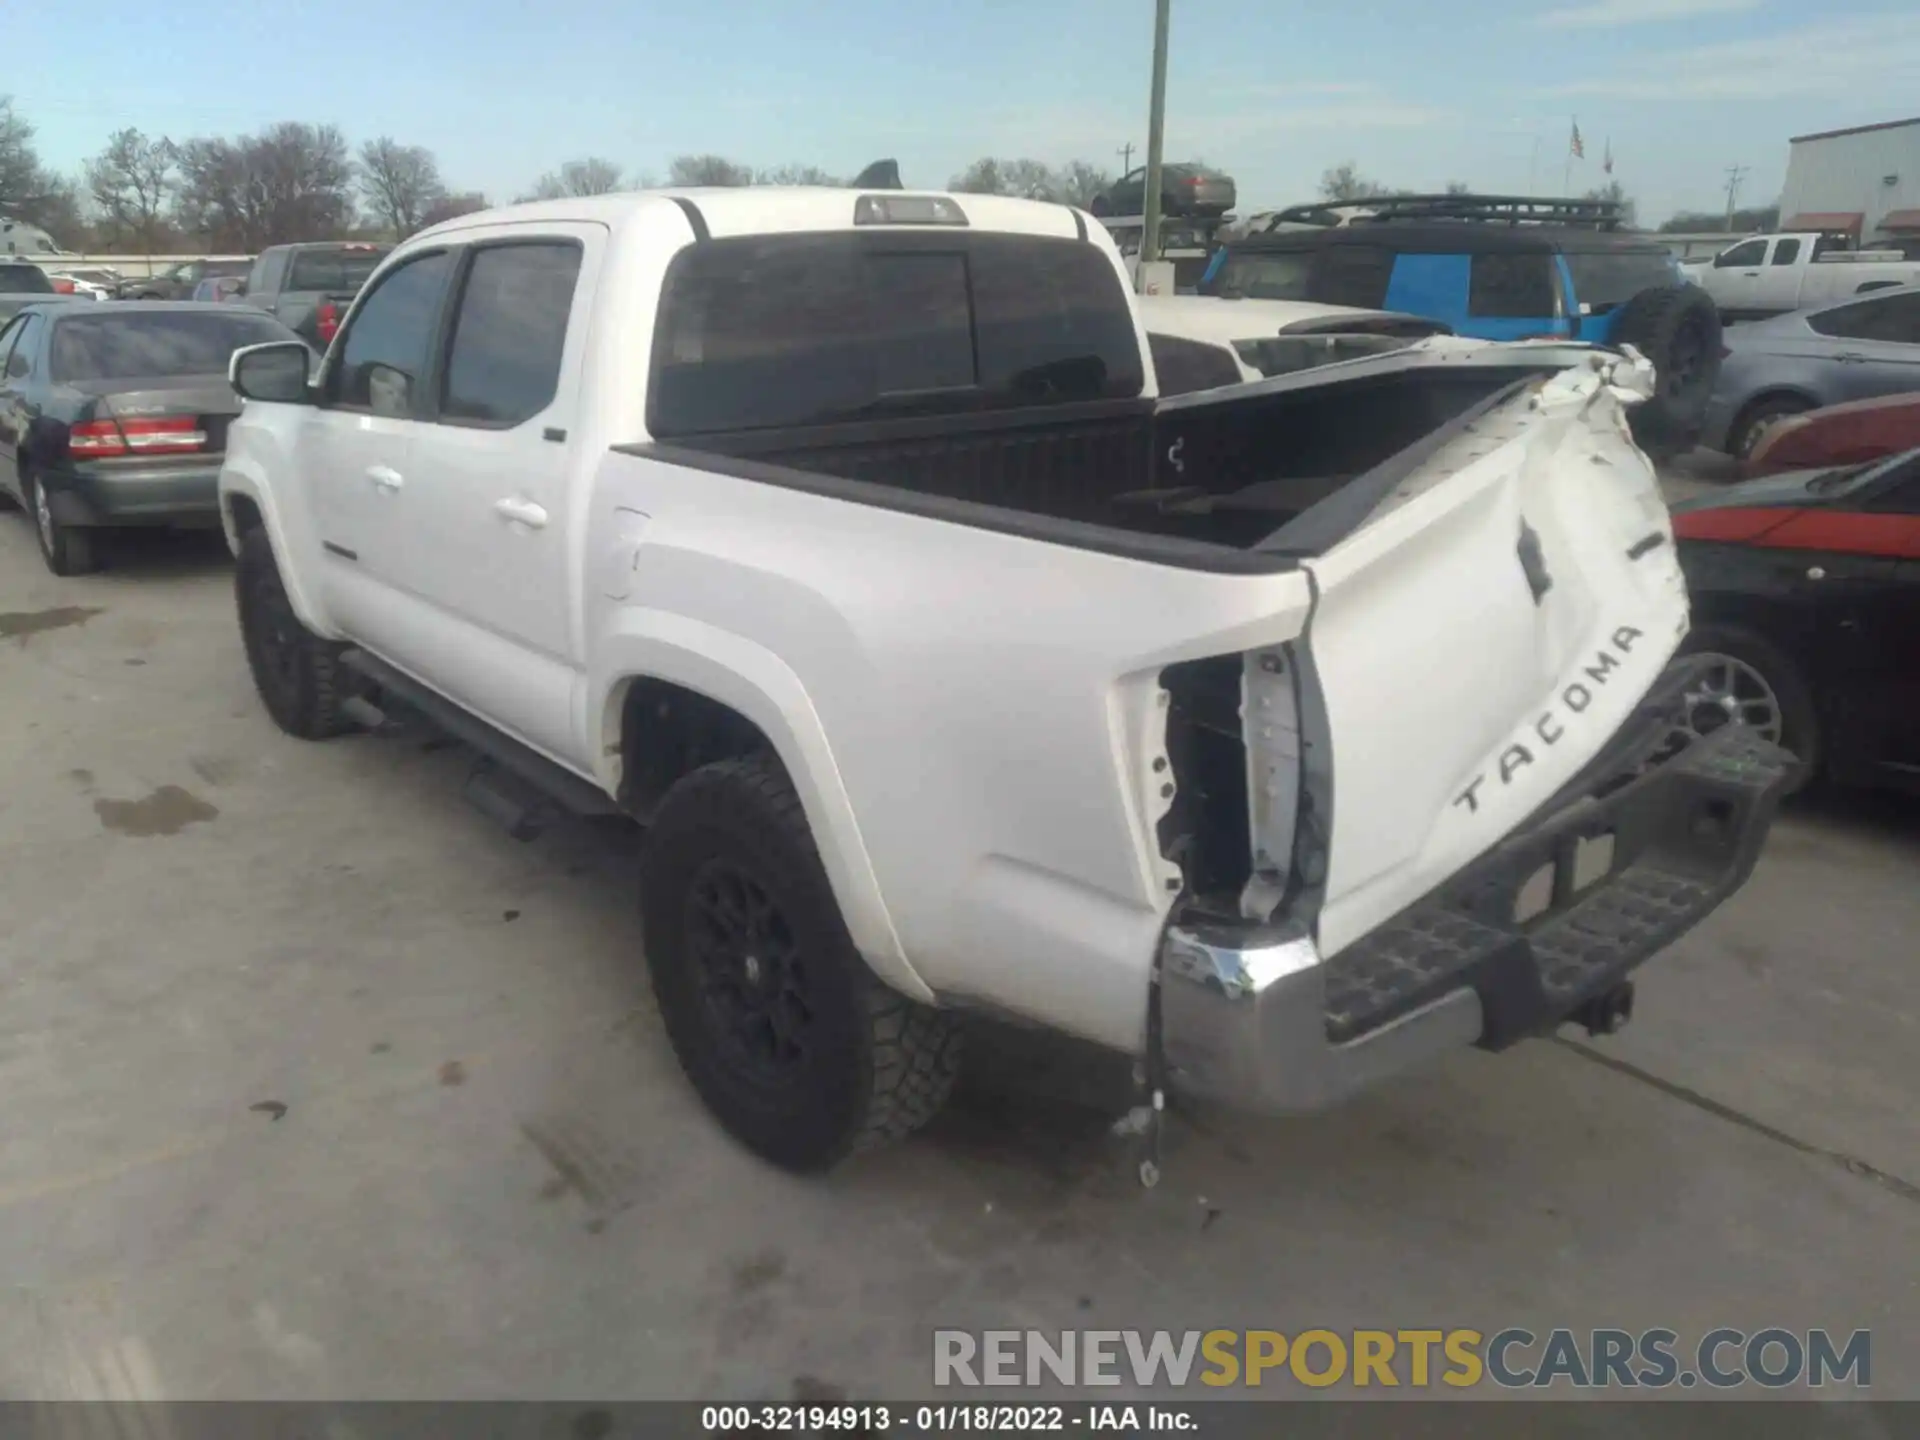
647, 232, 1144, 437
286, 247, 390, 292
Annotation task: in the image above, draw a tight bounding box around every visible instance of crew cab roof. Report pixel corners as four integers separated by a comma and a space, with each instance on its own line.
413, 188, 1090, 245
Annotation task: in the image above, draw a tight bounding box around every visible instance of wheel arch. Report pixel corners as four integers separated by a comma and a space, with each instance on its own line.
218, 477, 333, 638
590, 613, 932, 1005
1726, 385, 1822, 437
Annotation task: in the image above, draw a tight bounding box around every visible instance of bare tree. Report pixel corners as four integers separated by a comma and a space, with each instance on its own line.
1583, 179, 1638, 227
667, 154, 753, 187
85, 128, 179, 250
174, 122, 356, 249
1318, 161, 1392, 202
949, 157, 1111, 205
420, 192, 489, 228
0, 96, 67, 232
358, 137, 447, 238
1444, 179, 1472, 195
948, 157, 1008, 195
521, 157, 629, 200
755, 163, 839, 186
1054, 160, 1113, 208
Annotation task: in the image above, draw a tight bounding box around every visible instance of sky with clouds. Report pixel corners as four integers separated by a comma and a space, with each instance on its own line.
12, 0, 1919, 224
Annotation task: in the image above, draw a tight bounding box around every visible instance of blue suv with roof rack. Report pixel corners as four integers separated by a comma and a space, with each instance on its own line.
1200, 194, 1722, 459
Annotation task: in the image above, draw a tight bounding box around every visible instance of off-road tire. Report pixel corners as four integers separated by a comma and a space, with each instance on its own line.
1614, 283, 1722, 458
1729, 395, 1813, 461
235, 527, 351, 740
640, 753, 962, 1171
1678, 622, 1819, 793
24, 471, 98, 577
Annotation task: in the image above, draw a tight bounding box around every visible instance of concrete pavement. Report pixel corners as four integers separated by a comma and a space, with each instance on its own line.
1, 515, 1914, 1405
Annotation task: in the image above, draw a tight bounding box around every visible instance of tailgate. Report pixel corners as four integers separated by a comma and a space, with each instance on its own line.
1297, 354, 1688, 959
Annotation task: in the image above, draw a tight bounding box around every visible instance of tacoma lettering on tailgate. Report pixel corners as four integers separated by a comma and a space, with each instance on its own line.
1453, 625, 1646, 815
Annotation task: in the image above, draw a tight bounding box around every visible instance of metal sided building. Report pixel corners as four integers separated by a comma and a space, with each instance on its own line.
1778, 116, 1920, 246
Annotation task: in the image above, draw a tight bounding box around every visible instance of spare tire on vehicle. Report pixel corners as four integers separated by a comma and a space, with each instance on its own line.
1611, 283, 1723, 462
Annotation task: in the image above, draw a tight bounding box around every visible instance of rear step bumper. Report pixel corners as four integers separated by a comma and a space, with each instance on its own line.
1158, 719, 1796, 1114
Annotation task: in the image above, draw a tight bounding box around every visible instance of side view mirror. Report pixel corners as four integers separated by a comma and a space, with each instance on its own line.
231, 341, 313, 404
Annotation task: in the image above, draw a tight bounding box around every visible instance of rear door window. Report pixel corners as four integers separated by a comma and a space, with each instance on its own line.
1769, 239, 1802, 266
1808, 292, 1920, 344
1468, 253, 1556, 318
649, 233, 1143, 437
440, 241, 583, 427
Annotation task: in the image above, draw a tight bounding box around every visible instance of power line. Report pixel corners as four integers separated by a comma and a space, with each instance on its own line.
1117, 142, 1135, 175
1723, 164, 1749, 230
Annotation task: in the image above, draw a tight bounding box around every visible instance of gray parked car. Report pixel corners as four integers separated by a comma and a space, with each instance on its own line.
1702, 284, 1920, 458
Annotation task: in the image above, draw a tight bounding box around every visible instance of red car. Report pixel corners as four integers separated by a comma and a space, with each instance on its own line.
1747, 391, 1920, 475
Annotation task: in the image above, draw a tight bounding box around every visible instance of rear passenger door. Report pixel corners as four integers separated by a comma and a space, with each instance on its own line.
384, 227, 599, 764
1806, 291, 1920, 403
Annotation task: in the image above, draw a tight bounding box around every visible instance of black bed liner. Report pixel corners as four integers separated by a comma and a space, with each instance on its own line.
620, 350, 1579, 567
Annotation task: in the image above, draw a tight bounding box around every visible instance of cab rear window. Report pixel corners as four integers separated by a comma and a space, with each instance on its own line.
648, 232, 1144, 438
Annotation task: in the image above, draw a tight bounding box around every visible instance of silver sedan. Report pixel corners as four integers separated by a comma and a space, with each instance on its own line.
1700, 284, 1920, 459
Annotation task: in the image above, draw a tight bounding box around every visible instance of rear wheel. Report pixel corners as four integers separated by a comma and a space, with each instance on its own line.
25, 471, 98, 577
235, 528, 351, 739
1675, 622, 1818, 792
1730, 396, 1812, 461
640, 753, 962, 1171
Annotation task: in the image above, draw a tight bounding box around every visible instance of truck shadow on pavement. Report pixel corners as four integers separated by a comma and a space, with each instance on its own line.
88, 527, 232, 578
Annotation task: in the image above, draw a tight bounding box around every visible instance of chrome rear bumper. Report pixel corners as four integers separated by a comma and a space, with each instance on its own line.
1159, 722, 1795, 1114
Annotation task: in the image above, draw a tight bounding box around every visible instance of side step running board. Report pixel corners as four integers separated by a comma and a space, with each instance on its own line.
338, 648, 623, 838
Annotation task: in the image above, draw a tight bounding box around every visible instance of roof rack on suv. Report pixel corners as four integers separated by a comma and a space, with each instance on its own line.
1258, 194, 1627, 233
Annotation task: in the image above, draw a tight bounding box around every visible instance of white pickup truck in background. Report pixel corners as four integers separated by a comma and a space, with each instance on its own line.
217, 187, 1792, 1174
1685, 232, 1920, 321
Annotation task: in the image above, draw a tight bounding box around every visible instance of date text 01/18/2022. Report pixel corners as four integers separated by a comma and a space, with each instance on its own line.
700, 1405, 1196, 1432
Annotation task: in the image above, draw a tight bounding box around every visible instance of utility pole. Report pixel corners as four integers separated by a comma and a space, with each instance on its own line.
1140, 0, 1173, 272
1723, 164, 1749, 230
1117, 142, 1135, 175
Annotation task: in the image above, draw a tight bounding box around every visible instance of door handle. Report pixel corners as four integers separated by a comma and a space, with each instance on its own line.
493, 496, 549, 529
367, 464, 403, 492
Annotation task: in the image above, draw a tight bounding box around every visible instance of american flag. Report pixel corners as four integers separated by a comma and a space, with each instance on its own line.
1570, 121, 1585, 160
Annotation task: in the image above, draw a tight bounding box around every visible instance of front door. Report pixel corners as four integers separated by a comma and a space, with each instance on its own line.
303, 247, 457, 660
1708, 237, 1769, 317
376, 229, 599, 765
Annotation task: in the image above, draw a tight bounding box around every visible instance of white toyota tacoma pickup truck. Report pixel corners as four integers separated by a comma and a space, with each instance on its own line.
218, 187, 1793, 1173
